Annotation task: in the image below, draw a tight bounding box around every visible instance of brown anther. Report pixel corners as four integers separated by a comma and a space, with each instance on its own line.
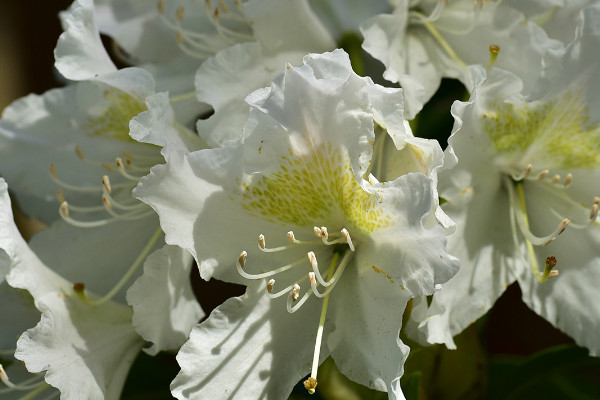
214, 6, 220, 19
176, 31, 184, 44
73, 282, 86, 292
176, 6, 185, 22
59, 201, 70, 218
157, 0, 165, 14
50, 163, 58, 179
303, 377, 317, 394
102, 175, 112, 194
219, 0, 229, 12
291, 284, 300, 301
266, 279, 275, 294
102, 194, 111, 207
238, 251, 247, 269
558, 218, 569, 234
545, 255, 557, 269
56, 189, 65, 204
75, 145, 85, 160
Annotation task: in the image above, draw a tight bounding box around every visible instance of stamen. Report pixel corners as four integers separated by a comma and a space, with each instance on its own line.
308, 251, 353, 298
75, 146, 114, 172
308, 252, 332, 288
50, 163, 102, 192
537, 169, 550, 180
313, 226, 322, 238
341, 228, 355, 252
116, 157, 144, 180
512, 182, 570, 245
563, 173, 573, 188
320, 227, 329, 240
551, 174, 561, 184
591, 203, 599, 220
176, 6, 185, 22
74, 227, 163, 307
258, 234, 266, 249
488, 44, 500, 69
287, 231, 296, 243
236, 251, 305, 280
266, 279, 275, 294
506, 177, 560, 283
286, 287, 311, 313
0, 364, 45, 391
102, 175, 112, 194
512, 164, 532, 181
290, 284, 300, 301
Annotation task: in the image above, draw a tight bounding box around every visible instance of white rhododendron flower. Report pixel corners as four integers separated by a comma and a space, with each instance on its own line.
0, 65, 203, 358
0, 178, 144, 399
412, 6, 600, 354
360, 0, 561, 118
135, 49, 459, 399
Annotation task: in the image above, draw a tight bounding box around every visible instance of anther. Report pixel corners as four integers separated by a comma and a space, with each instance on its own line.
102, 175, 112, 194
320, 227, 329, 240
341, 228, 355, 252
59, 201, 70, 218
303, 377, 317, 394
56, 189, 65, 204
176, 6, 185, 22
551, 174, 561, 184
219, 0, 229, 13
543, 255, 559, 280
313, 226, 322, 238
50, 163, 58, 179
488, 44, 500, 68
176, 31, 184, 44
158, 0, 165, 14
102, 194, 111, 208
238, 251, 247, 269
591, 203, 599, 220
266, 279, 275, 294
287, 231, 296, 243
538, 169, 549, 180
258, 234, 266, 250
558, 218, 569, 235
75, 145, 85, 160
291, 284, 300, 301
563, 173, 573, 188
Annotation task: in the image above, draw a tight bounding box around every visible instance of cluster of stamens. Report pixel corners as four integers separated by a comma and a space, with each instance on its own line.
236, 225, 356, 394
506, 163, 599, 282
157, 0, 252, 59
51, 146, 158, 228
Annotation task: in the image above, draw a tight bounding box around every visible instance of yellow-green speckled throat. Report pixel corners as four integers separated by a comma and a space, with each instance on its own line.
483, 88, 600, 170
85, 89, 146, 142
239, 143, 393, 234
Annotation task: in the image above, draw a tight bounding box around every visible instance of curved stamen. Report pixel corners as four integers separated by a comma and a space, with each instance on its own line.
75, 146, 114, 173
74, 227, 163, 307
50, 163, 102, 192
510, 182, 569, 245
308, 251, 353, 298
286, 286, 312, 313
0, 365, 46, 391
266, 274, 309, 299
236, 251, 305, 280
115, 158, 145, 180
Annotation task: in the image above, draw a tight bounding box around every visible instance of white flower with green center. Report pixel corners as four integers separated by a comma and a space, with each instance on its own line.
411, 6, 600, 354
135, 49, 458, 399
360, 0, 561, 118
0, 178, 143, 399
0, 65, 204, 362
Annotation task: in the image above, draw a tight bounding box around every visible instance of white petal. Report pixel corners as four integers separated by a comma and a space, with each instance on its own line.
15, 292, 143, 400
55, 0, 117, 80
327, 265, 411, 397
127, 245, 204, 355
171, 283, 321, 400
357, 173, 459, 296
